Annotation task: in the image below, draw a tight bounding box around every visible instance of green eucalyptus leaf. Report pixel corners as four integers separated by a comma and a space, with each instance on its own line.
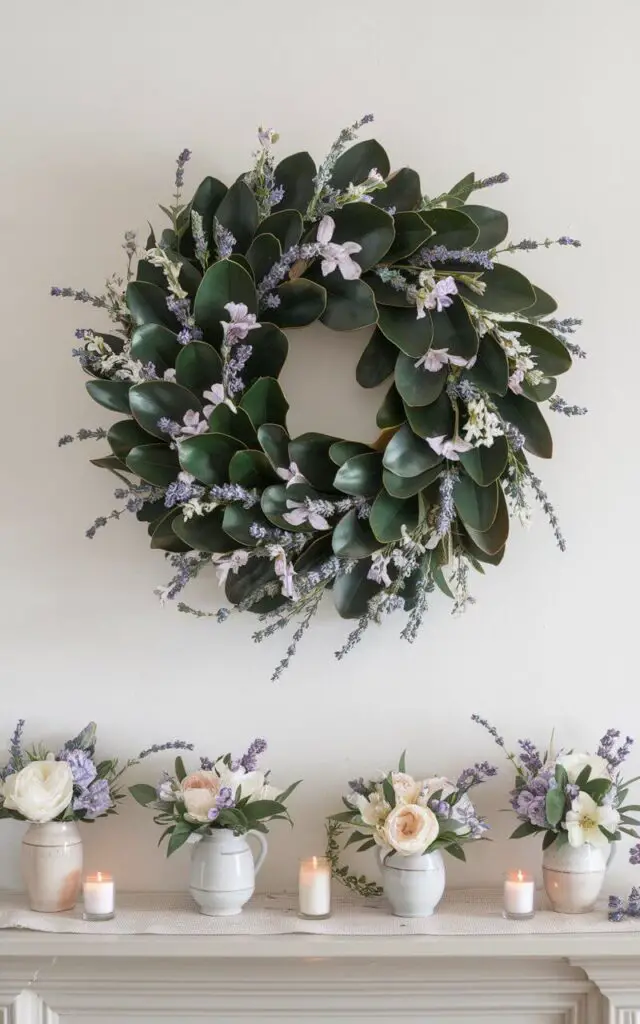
240, 377, 289, 430
420, 208, 479, 249
431, 295, 478, 361
378, 305, 433, 357
107, 419, 152, 461
256, 210, 303, 251
332, 509, 380, 558
175, 341, 222, 393
150, 509, 190, 552
395, 353, 447, 407
404, 392, 454, 440
272, 152, 316, 214
294, 534, 334, 574
493, 392, 553, 458
130, 324, 180, 371
126, 443, 179, 486
261, 484, 307, 532
320, 276, 378, 331
268, 279, 326, 328
246, 233, 282, 283
383, 463, 442, 498
372, 167, 421, 212
465, 205, 509, 250
228, 449, 278, 489
173, 508, 240, 553
385, 211, 432, 262
222, 503, 270, 547
229, 253, 253, 278
289, 432, 342, 491
522, 286, 558, 319
225, 556, 284, 614
382, 423, 442, 477
453, 474, 498, 532
330, 139, 390, 190
206, 405, 258, 447
329, 440, 373, 466
328, 203, 395, 274
126, 281, 180, 331
86, 380, 131, 414
465, 333, 509, 395
458, 265, 536, 313
214, 179, 259, 253
465, 487, 509, 554
128, 381, 201, 439
363, 272, 412, 308
499, 320, 572, 375
243, 322, 289, 383
370, 491, 419, 543
178, 432, 246, 485
376, 386, 405, 429
459, 436, 508, 486
333, 452, 383, 497
356, 328, 397, 388
332, 559, 381, 619
257, 423, 290, 471
179, 176, 227, 258
193, 260, 257, 344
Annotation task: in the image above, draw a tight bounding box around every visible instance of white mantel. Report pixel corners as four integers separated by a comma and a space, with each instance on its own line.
1, 892, 640, 1022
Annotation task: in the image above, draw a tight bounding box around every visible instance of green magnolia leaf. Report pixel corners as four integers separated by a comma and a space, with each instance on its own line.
107, 419, 152, 460
246, 233, 282, 283
465, 333, 509, 395
465, 487, 509, 554
225, 553, 282, 612
333, 452, 383, 497
228, 449, 278, 489
372, 167, 421, 212
268, 279, 326, 328
320, 277, 378, 331
289, 432, 342, 491
395, 353, 447, 407
356, 328, 397, 388
257, 423, 290, 471
126, 443, 179, 486
459, 436, 508, 485
522, 286, 558, 319
499, 320, 571, 375
179, 176, 227, 259
126, 281, 180, 330
240, 377, 289, 430
193, 260, 257, 344
172, 507, 240, 553
404, 392, 454, 440
363, 272, 412, 308
445, 172, 475, 205
214, 179, 259, 253
330, 139, 390, 190
420, 208, 479, 249
465, 205, 509, 250
272, 152, 316, 214
453, 475, 498, 532
206, 405, 258, 447
130, 324, 180, 372
332, 559, 381, 619
229, 253, 253, 278
294, 534, 334, 573
332, 509, 380, 558
370, 491, 419, 543
382, 423, 442, 477
91, 455, 130, 477
128, 381, 201, 439
178, 432, 246, 485
149, 509, 190, 552
493, 392, 553, 458
382, 464, 441, 498
175, 341, 222, 393
459, 265, 536, 313
222, 503, 270, 547
378, 305, 433, 357
328, 204, 395, 274
86, 380, 131, 414
521, 376, 557, 402
243, 322, 288, 383
329, 440, 373, 466
256, 210, 303, 251
461, 529, 505, 566
385, 211, 432, 262
376, 385, 405, 428
431, 295, 478, 361
261, 484, 307, 532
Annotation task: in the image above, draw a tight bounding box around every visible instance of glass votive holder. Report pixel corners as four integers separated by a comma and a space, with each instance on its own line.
298, 856, 332, 920
503, 869, 535, 920
82, 872, 115, 921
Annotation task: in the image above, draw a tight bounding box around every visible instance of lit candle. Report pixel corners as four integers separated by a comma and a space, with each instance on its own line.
82, 872, 115, 921
503, 869, 535, 919
298, 856, 331, 919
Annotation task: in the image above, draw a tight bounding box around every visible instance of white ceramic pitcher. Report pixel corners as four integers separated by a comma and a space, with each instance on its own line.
189, 829, 268, 916
22, 821, 83, 912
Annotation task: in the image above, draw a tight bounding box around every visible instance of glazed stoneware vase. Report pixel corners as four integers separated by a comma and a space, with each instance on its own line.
189, 829, 268, 916
542, 842, 609, 913
378, 848, 446, 917
22, 821, 83, 912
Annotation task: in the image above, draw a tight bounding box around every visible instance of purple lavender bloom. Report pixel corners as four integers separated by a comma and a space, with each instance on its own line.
348, 777, 368, 797
566, 783, 580, 801
598, 728, 634, 769
558, 236, 581, 247
175, 148, 191, 191
164, 472, 203, 509
214, 219, 236, 259
420, 245, 494, 270
512, 789, 548, 828
207, 785, 236, 821
200, 757, 214, 771
224, 343, 253, 396
474, 172, 509, 189
471, 715, 506, 749
238, 738, 267, 773
517, 739, 543, 775
269, 185, 285, 206
157, 417, 181, 439
456, 761, 497, 791
430, 799, 451, 817
73, 779, 112, 819
59, 749, 97, 789
630, 844, 640, 866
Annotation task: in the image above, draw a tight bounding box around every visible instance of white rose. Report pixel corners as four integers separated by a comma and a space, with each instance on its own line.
2, 761, 73, 823
391, 772, 421, 804
181, 770, 222, 822
557, 753, 611, 784
383, 803, 439, 855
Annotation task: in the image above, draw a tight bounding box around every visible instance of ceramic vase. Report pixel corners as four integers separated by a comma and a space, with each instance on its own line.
542, 841, 608, 913
189, 829, 267, 916
21, 821, 83, 912
378, 848, 446, 917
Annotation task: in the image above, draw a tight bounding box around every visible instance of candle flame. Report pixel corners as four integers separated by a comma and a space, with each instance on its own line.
97, 871, 103, 882
312, 856, 318, 869
517, 870, 524, 882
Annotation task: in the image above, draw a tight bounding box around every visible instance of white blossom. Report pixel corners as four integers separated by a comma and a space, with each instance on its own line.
283, 500, 330, 530
316, 216, 363, 280
211, 549, 250, 585
462, 398, 504, 448
426, 434, 473, 460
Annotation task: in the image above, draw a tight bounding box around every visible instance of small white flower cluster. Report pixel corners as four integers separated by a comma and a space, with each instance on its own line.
82, 332, 173, 384
144, 246, 187, 300
462, 397, 504, 448
493, 327, 542, 396
342, 167, 387, 205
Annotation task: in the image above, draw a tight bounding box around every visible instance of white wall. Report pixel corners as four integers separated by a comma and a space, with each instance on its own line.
1, 0, 638, 897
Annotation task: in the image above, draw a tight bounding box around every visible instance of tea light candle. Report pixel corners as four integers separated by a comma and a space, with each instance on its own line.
82, 872, 115, 921
503, 869, 535, 919
298, 856, 331, 919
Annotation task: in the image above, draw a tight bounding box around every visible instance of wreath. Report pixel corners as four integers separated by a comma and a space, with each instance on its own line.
56, 116, 586, 678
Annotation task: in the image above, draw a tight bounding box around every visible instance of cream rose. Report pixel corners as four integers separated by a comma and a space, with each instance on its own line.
181, 770, 222, 822
383, 803, 439, 855
2, 760, 73, 822
557, 753, 611, 784
391, 772, 422, 804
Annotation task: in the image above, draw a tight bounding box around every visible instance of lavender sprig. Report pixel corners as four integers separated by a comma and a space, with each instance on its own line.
136, 740, 194, 760
419, 245, 494, 270
306, 114, 374, 220
50, 286, 108, 309
456, 761, 498, 791
597, 729, 634, 769
58, 427, 107, 446
524, 468, 566, 551
549, 396, 588, 416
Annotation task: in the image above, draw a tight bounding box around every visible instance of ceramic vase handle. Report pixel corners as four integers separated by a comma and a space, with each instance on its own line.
247, 831, 268, 876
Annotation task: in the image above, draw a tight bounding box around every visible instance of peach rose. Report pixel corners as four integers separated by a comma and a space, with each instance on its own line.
181, 771, 222, 822
383, 803, 439, 855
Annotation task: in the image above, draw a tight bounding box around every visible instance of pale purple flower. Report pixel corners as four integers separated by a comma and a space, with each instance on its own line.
276, 462, 308, 487
630, 844, 640, 866
72, 779, 112, 819
270, 545, 297, 598
211, 549, 250, 585
207, 785, 235, 820
414, 347, 472, 372
429, 276, 458, 313
426, 434, 473, 461
181, 410, 208, 436
283, 500, 330, 530
221, 302, 260, 345
202, 383, 225, 418
316, 216, 362, 280
58, 749, 97, 789
367, 553, 392, 587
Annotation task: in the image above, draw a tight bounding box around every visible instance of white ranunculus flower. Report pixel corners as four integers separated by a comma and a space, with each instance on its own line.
557, 753, 611, 784
391, 772, 422, 805
357, 791, 390, 827
565, 792, 620, 848
2, 761, 73, 823
383, 803, 439, 855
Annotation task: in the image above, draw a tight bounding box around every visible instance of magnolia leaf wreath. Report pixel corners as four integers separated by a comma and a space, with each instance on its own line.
56, 116, 587, 679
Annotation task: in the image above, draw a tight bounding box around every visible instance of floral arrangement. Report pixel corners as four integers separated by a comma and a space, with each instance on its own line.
473, 716, 640, 851
56, 115, 586, 678
327, 753, 495, 895
129, 738, 299, 855
0, 720, 192, 824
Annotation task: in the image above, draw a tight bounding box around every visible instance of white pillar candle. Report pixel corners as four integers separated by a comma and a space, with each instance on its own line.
298, 856, 331, 919
503, 870, 535, 918
82, 872, 115, 919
